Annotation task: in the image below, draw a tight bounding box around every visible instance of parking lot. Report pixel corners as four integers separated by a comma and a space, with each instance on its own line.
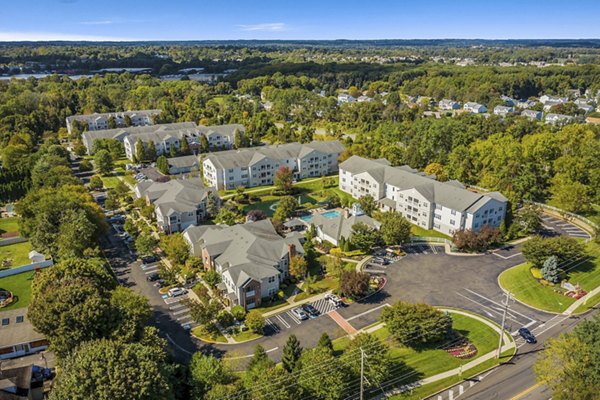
265, 296, 341, 334
541, 213, 591, 239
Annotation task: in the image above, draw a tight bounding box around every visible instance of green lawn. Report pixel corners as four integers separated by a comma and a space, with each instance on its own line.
499, 242, 600, 313
0, 241, 33, 268
0, 272, 34, 310
243, 194, 320, 217
411, 225, 452, 240
232, 330, 262, 343
573, 291, 600, 314
100, 175, 121, 189
0, 217, 20, 236
334, 312, 500, 382
191, 326, 228, 343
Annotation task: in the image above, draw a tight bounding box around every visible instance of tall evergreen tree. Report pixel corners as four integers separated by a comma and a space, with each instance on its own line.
200, 135, 209, 153
135, 139, 145, 163
282, 334, 303, 372
180, 137, 191, 155
317, 333, 333, 354
146, 141, 157, 162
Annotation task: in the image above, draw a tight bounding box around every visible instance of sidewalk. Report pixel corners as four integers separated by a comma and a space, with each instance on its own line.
563, 285, 600, 315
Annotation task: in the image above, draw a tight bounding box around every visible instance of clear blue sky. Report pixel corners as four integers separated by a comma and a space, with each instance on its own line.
1, 0, 599, 41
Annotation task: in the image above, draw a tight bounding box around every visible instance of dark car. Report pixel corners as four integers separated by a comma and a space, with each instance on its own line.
302, 303, 320, 318
146, 272, 160, 282
518, 327, 537, 344
141, 255, 159, 264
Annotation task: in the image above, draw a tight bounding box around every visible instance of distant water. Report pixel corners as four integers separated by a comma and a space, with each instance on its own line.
0, 73, 94, 80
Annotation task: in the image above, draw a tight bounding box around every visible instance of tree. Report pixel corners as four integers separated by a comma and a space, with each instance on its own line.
49, 338, 175, 400
282, 334, 303, 372
135, 139, 145, 163
215, 208, 239, 225
326, 253, 344, 278
534, 316, 600, 400
274, 166, 294, 194
380, 211, 412, 245
203, 270, 221, 288
452, 226, 502, 252
169, 143, 177, 158
89, 175, 104, 190
105, 191, 119, 211
109, 287, 152, 343
136, 232, 159, 255
94, 149, 113, 176
246, 209, 267, 222
189, 353, 231, 399
146, 141, 157, 162
339, 270, 370, 299
206, 193, 220, 217
357, 194, 377, 216
516, 205, 543, 234
233, 128, 244, 149
56, 208, 97, 259
298, 347, 347, 400
157, 155, 169, 174
231, 305, 246, 321
123, 218, 140, 238
200, 135, 210, 153
550, 174, 591, 214
381, 301, 452, 347
424, 162, 448, 181
522, 236, 586, 268
342, 333, 392, 388
247, 345, 273, 371
317, 332, 334, 354
273, 196, 297, 222
350, 222, 381, 252
27, 258, 118, 358
79, 159, 93, 172
180, 137, 191, 155
159, 233, 190, 265
245, 310, 265, 334
541, 255, 560, 283
289, 255, 308, 280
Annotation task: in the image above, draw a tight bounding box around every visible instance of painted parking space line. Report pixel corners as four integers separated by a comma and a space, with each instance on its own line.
492, 251, 522, 260
172, 308, 189, 316
176, 314, 192, 321
347, 303, 391, 322
144, 268, 159, 274
164, 296, 187, 305
275, 314, 290, 329
286, 310, 302, 324
265, 318, 280, 333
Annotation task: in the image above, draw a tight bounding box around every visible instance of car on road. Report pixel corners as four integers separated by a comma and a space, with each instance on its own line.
146, 272, 160, 282
168, 287, 187, 297
518, 327, 537, 344
325, 294, 343, 307
291, 307, 309, 320
302, 303, 320, 318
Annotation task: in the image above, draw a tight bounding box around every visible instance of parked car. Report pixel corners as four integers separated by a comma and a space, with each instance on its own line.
168, 287, 187, 297
154, 279, 165, 288
325, 294, 343, 307
141, 255, 159, 264
146, 272, 160, 282
371, 257, 389, 266
518, 327, 537, 344
302, 303, 320, 318
291, 307, 308, 321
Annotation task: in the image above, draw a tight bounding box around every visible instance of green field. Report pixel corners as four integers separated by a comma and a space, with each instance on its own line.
410, 225, 452, 240
499, 241, 600, 313
0, 217, 20, 236
100, 175, 121, 189
333, 311, 500, 382
0, 272, 34, 310
0, 241, 33, 268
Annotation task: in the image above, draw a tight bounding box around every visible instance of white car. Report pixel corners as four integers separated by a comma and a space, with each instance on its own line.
291, 307, 308, 321
325, 294, 343, 307
168, 287, 187, 297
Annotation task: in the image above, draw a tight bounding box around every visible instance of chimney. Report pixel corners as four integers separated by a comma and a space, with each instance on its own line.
288, 243, 296, 259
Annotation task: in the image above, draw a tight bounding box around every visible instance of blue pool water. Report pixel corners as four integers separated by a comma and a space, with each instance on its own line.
300, 210, 341, 222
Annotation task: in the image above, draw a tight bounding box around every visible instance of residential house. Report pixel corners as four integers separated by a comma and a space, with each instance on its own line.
357, 95, 373, 102
521, 110, 543, 121
539, 95, 569, 105
183, 220, 304, 309
337, 93, 356, 104
576, 103, 594, 114
438, 99, 460, 110
500, 95, 516, 107
134, 178, 217, 233
307, 208, 381, 246
167, 155, 200, 175
66, 109, 161, 134
203, 140, 344, 190
463, 102, 487, 114
545, 113, 574, 125
0, 308, 49, 361
493, 105, 514, 116
516, 99, 537, 109
339, 156, 508, 236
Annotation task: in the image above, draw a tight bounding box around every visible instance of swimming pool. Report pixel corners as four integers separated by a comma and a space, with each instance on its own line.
300, 209, 341, 222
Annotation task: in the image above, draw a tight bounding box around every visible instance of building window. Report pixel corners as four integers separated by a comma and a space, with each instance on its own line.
434, 214, 441, 220
434, 223, 440, 229
451, 210, 456, 215
1, 318, 8, 326
268, 276, 276, 283
450, 219, 455, 225
16, 316, 24, 323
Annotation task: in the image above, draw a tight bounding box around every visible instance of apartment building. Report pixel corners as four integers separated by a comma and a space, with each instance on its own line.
339, 156, 507, 236
66, 110, 161, 134
183, 220, 304, 309
203, 140, 344, 190
134, 178, 218, 233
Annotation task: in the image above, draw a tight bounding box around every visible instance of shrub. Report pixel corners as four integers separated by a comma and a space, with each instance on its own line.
217, 311, 234, 328
381, 302, 452, 347
245, 310, 265, 334
231, 305, 246, 321
530, 267, 543, 279
339, 270, 370, 299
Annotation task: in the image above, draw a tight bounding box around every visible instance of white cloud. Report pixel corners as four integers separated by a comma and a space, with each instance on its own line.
79, 20, 114, 25
0, 31, 135, 42
237, 23, 286, 32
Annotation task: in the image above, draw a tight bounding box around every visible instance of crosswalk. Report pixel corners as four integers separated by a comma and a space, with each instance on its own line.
265, 298, 340, 333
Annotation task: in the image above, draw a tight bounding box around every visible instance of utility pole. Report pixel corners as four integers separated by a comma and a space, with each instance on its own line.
496, 292, 511, 358
360, 348, 365, 400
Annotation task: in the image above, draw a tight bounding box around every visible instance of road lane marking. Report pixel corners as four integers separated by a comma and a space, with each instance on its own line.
464, 289, 536, 322
510, 383, 541, 400
346, 303, 391, 322
226, 347, 279, 360
275, 314, 290, 329
165, 334, 193, 356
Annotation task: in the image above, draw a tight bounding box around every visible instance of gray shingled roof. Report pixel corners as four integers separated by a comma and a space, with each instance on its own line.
184, 220, 304, 287
134, 178, 214, 215
83, 122, 197, 144
167, 155, 199, 169
198, 124, 245, 139
205, 140, 344, 170
340, 156, 507, 212
311, 213, 381, 243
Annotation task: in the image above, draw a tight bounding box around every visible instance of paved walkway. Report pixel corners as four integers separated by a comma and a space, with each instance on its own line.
563, 285, 600, 315
328, 309, 358, 335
